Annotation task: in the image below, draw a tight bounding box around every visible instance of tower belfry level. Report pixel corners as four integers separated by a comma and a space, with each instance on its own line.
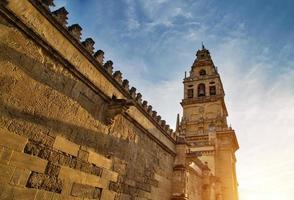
175, 46, 239, 200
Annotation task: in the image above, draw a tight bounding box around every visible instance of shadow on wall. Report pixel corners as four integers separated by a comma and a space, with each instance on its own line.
0, 42, 105, 122
0, 41, 165, 176
0, 42, 140, 162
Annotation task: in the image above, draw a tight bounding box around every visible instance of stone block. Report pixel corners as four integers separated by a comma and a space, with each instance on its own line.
51, 193, 63, 200
0, 183, 13, 200
0, 146, 13, 164
59, 166, 108, 188
61, 180, 73, 196
0, 128, 28, 151
0, 164, 15, 183
10, 167, 31, 186
77, 149, 89, 161
101, 169, 118, 182
71, 183, 95, 198
101, 189, 116, 200
58, 166, 83, 182
86, 173, 109, 189
12, 186, 37, 200
88, 150, 112, 170
53, 136, 80, 156
118, 194, 132, 200
9, 151, 48, 173
35, 190, 54, 200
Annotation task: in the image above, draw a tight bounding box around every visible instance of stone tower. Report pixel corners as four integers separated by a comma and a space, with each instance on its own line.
178, 45, 239, 200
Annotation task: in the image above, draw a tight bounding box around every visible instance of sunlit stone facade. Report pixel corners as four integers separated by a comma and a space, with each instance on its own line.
0, 1, 238, 199
173, 45, 239, 200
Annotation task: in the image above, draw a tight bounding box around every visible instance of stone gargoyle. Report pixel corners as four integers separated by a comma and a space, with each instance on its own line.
103, 96, 134, 125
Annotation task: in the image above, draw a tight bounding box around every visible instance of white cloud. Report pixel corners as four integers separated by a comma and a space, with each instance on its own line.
63, 1, 294, 199
118, 13, 294, 199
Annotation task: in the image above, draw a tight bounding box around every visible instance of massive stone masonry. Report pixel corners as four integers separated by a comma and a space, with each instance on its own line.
36, 0, 174, 137
0, 0, 178, 199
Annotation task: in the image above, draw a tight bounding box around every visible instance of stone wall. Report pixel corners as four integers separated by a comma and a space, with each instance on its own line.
0, 1, 176, 199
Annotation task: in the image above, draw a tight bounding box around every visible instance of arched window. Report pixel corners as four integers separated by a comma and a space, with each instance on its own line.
198, 83, 206, 97
209, 86, 216, 95
199, 69, 206, 76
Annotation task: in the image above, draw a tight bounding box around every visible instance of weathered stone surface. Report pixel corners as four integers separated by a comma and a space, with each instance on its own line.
88, 150, 112, 170
0, 184, 37, 200
24, 141, 41, 156
53, 136, 80, 156
10, 167, 31, 186
42, 175, 63, 193
58, 166, 108, 188
0, 1, 183, 199
0, 127, 28, 151
101, 189, 116, 200
0, 146, 13, 164
0, 164, 15, 183
102, 169, 118, 182
27, 172, 44, 189
68, 24, 82, 41
45, 162, 61, 177
10, 151, 48, 173
35, 190, 54, 200
27, 172, 63, 193
91, 165, 103, 176
77, 149, 89, 161
71, 182, 101, 199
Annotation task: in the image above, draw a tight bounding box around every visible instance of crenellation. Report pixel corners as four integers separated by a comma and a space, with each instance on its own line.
147, 105, 153, 115
113, 70, 123, 85
152, 111, 157, 118
165, 125, 170, 131
94, 49, 104, 65
82, 38, 95, 54
68, 24, 82, 41
156, 115, 161, 123
142, 100, 148, 110
103, 60, 113, 74
0, 1, 238, 200
129, 87, 137, 99
51, 7, 68, 26
122, 79, 129, 91
161, 120, 166, 127
135, 93, 142, 104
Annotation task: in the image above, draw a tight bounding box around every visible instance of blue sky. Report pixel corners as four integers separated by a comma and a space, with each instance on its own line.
53, 1, 294, 199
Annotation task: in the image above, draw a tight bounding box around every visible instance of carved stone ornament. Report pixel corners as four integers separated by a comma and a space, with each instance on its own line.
103, 96, 134, 125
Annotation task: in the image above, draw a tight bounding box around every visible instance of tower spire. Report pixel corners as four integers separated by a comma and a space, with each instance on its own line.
202, 41, 205, 50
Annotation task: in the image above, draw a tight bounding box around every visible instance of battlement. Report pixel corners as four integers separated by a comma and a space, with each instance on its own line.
39, 0, 175, 138
0, 1, 238, 199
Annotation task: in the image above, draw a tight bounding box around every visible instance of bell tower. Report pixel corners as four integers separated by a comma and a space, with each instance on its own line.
178, 45, 239, 200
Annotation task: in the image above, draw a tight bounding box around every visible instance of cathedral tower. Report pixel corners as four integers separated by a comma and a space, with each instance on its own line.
179, 45, 239, 200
